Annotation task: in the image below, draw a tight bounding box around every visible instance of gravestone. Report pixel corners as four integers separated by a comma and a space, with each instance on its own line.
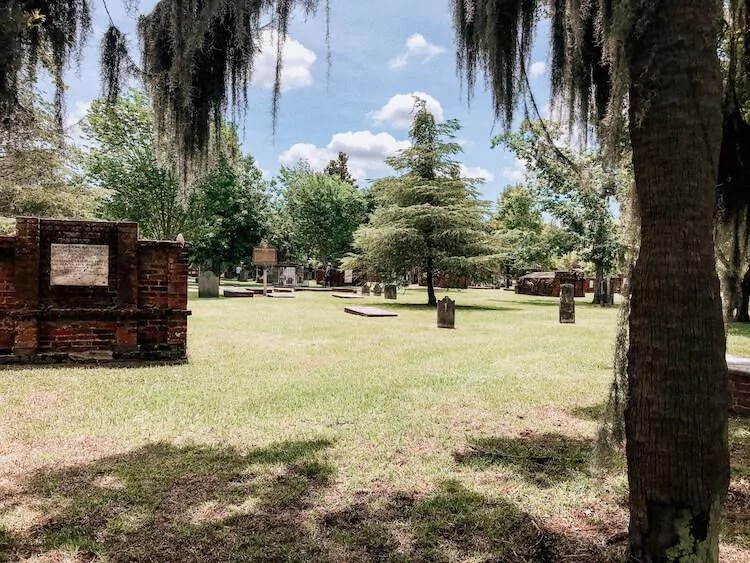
559, 283, 575, 324
372, 283, 382, 296
199, 271, 219, 298
238, 269, 249, 282
437, 296, 455, 329
361, 283, 370, 296
384, 284, 397, 300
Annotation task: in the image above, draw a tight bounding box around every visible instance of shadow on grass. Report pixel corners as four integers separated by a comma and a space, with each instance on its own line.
0, 440, 626, 562
570, 403, 607, 422
725, 417, 750, 550
454, 433, 595, 488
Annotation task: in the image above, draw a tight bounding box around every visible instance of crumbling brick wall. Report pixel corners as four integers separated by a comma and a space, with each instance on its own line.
0, 218, 189, 362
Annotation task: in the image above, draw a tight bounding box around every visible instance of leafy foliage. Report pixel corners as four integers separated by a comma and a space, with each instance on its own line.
187, 155, 269, 272
324, 151, 357, 186
494, 120, 625, 284
82, 89, 186, 240
350, 101, 493, 305
283, 169, 366, 264
0, 87, 102, 228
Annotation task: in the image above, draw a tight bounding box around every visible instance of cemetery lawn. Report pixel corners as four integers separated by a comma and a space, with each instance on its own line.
0, 288, 748, 562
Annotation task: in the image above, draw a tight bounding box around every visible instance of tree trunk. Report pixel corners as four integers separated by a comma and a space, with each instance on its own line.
737, 265, 750, 322
426, 261, 437, 306
593, 262, 605, 305
626, 1, 729, 562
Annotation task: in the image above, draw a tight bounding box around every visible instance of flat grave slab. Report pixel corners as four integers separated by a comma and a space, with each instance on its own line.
223, 288, 254, 298
267, 292, 295, 298
333, 292, 363, 299
345, 306, 398, 317
727, 355, 750, 374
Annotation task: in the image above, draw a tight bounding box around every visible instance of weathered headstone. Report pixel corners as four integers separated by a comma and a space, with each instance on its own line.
372, 283, 382, 296
384, 284, 397, 300
238, 269, 249, 282
361, 283, 370, 296
437, 296, 455, 329
199, 271, 220, 298
559, 283, 575, 323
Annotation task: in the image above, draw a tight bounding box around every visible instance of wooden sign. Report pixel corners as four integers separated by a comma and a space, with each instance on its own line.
252, 245, 277, 266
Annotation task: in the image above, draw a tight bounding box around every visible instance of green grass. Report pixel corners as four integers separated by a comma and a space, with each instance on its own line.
0, 288, 747, 561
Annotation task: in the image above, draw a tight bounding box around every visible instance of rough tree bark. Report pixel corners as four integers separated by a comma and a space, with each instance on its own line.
426, 263, 437, 306
593, 262, 605, 305
737, 264, 750, 322
625, 1, 729, 561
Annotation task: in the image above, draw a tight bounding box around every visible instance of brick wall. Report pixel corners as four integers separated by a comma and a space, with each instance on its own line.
730, 368, 750, 416
0, 218, 190, 363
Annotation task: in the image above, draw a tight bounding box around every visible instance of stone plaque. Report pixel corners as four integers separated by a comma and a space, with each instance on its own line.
559, 283, 575, 324
50, 244, 109, 286
344, 269, 353, 284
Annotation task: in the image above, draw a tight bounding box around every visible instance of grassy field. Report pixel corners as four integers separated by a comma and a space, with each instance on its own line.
0, 288, 748, 562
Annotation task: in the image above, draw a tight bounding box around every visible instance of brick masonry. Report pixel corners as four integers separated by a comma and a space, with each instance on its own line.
0, 218, 190, 363
729, 365, 750, 416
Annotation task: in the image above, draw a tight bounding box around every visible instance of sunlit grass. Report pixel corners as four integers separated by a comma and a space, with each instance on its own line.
0, 288, 747, 561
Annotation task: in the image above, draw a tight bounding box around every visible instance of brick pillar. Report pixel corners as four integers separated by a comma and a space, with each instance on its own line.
117, 223, 139, 308
13, 218, 40, 355
168, 246, 189, 309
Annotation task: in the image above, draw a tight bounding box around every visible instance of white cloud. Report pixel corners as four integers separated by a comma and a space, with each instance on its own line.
460, 165, 495, 182
370, 92, 444, 129
279, 130, 410, 181
251, 30, 316, 91
388, 33, 445, 70
501, 158, 526, 183
64, 100, 91, 143
529, 61, 547, 79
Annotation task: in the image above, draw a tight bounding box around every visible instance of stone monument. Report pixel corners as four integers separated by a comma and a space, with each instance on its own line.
384, 284, 397, 300
559, 283, 575, 324
198, 271, 219, 298
0, 217, 190, 362
372, 283, 382, 296
361, 283, 370, 296
437, 296, 455, 329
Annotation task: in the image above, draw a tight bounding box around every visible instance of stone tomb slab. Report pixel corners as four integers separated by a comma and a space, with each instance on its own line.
344, 306, 398, 317
267, 291, 295, 298
333, 292, 363, 299
223, 288, 254, 298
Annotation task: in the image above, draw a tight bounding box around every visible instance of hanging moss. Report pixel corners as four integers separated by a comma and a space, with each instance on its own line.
133, 0, 322, 178
0, 0, 92, 129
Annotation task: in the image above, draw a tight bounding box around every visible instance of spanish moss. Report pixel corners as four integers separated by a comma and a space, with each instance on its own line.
0, 0, 92, 129
134, 0, 322, 178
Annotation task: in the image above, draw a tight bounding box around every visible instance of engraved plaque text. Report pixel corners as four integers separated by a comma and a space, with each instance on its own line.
50, 244, 109, 286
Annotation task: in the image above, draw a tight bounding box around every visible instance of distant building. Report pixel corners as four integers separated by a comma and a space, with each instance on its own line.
516, 271, 586, 298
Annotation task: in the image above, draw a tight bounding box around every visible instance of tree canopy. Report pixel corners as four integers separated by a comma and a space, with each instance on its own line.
350, 101, 492, 306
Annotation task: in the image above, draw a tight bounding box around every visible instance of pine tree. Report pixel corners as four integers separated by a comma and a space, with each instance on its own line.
351, 100, 492, 306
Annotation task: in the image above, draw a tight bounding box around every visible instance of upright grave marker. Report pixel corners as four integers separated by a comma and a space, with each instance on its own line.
559, 283, 575, 324
198, 271, 219, 298
384, 284, 397, 300
437, 296, 455, 329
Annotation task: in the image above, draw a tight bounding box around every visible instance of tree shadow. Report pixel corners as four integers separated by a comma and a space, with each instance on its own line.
0, 440, 627, 562
569, 403, 607, 422
320, 479, 623, 563
1, 439, 334, 562
454, 433, 595, 488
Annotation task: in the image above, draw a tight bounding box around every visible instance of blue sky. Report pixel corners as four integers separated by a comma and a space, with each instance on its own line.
60, 0, 552, 204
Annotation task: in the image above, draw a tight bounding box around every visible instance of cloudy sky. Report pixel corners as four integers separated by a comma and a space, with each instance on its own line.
61, 0, 552, 203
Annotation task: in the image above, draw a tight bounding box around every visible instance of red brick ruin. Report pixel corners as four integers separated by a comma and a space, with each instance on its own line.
0, 218, 190, 363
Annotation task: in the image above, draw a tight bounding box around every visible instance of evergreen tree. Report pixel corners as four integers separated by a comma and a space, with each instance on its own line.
351, 100, 492, 306
324, 152, 357, 186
